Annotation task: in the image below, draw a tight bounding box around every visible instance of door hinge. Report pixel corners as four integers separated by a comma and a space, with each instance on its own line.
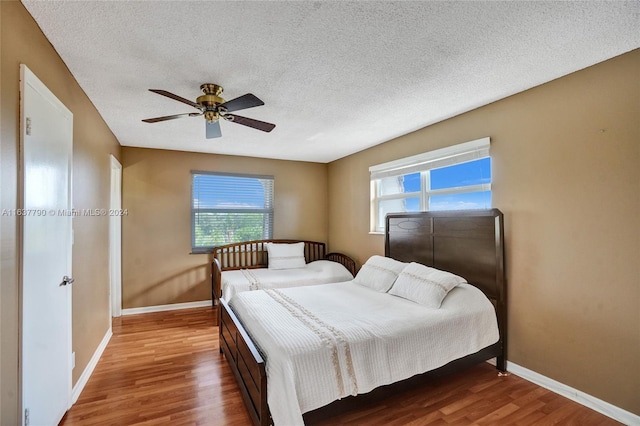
26, 117, 32, 136
24, 408, 29, 426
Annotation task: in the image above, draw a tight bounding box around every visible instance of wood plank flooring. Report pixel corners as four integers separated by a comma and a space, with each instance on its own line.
61, 307, 620, 426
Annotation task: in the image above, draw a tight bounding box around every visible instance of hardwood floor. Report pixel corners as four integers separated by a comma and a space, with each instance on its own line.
61, 307, 620, 426
61, 307, 250, 426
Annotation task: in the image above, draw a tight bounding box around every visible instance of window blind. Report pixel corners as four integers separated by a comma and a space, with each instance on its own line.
191, 171, 274, 251
369, 137, 490, 180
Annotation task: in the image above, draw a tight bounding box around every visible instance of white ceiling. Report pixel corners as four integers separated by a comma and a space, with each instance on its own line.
22, 1, 639, 163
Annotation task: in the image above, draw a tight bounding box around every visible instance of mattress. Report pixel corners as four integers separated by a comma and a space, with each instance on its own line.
229, 281, 499, 425
221, 260, 354, 301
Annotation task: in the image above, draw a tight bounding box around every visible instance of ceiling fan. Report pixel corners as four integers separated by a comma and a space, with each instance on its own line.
142, 83, 276, 138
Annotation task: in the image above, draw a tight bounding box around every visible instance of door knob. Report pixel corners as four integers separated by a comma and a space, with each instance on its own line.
60, 275, 75, 286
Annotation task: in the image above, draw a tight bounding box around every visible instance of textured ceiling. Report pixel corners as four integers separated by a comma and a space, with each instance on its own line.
22, 1, 639, 163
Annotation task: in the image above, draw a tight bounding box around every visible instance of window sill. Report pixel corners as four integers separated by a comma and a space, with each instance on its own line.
368, 231, 384, 236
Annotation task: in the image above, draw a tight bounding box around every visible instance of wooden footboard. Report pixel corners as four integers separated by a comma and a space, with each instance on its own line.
219, 298, 270, 426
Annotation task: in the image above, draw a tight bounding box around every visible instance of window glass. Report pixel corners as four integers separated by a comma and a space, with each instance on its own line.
429, 191, 492, 211
430, 158, 491, 190
402, 173, 421, 192
404, 197, 421, 211
378, 172, 420, 196
377, 197, 420, 230
192, 173, 273, 251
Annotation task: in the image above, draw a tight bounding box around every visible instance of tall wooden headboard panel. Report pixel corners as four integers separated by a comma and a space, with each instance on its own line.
385, 209, 506, 367
385, 209, 504, 301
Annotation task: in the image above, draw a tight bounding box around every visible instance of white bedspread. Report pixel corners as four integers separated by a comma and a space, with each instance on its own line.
229, 281, 499, 426
221, 260, 354, 301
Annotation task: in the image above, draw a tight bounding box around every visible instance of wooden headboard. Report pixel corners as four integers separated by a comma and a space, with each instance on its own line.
212, 239, 327, 271
385, 209, 506, 368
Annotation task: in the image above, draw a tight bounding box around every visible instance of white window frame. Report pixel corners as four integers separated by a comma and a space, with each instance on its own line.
369, 137, 491, 234
191, 171, 274, 252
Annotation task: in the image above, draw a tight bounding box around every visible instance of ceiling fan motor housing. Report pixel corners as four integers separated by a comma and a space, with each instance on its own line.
197, 84, 225, 122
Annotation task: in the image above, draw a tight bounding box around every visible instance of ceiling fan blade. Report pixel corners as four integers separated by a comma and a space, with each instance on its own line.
142, 112, 201, 123
225, 114, 276, 133
206, 120, 222, 139
218, 94, 264, 113
149, 89, 201, 109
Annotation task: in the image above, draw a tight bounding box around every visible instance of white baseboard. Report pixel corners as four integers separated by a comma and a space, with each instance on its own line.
505, 361, 639, 425
71, 326, 112, 404
121, 300, 211, 316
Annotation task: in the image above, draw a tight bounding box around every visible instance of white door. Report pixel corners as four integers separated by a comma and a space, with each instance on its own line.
109, 155, 122, 318
20, 65, 73, 426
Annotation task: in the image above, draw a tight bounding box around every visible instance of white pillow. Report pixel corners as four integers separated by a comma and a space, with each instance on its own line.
266, 242, 306, 270
388, 262, 467, 308
353, 255, 406, 292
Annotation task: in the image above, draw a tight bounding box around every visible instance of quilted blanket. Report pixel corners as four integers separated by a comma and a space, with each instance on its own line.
229, 281, 499, 425
221, 260, 354, 301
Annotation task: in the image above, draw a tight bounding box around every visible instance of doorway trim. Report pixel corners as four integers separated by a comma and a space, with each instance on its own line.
109, 155, 122, 318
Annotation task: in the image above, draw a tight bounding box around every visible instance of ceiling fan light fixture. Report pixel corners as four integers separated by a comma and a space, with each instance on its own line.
204, 110, 219, 122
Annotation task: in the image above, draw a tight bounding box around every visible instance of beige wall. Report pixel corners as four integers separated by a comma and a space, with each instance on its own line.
328, 50, 640, 414
121, 147, 328, 309
0, 2, 122, 423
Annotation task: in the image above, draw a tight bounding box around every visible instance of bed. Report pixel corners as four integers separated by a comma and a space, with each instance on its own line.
219, 209, 507, 426
211, 239, 356, 305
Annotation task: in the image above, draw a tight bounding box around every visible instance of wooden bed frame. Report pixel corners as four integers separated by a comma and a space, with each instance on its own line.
211, 239, 356, 306
219, 210, 506, 426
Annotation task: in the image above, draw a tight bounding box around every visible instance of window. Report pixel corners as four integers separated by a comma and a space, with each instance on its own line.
369, 138, 491, 233
191, 172, 274, 252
